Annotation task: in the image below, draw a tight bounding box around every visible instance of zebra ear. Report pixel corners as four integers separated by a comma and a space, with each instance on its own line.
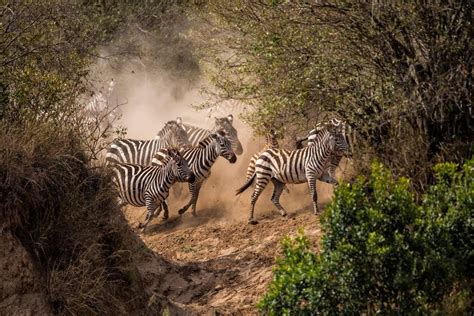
227, 114, 233, 124
176, 117, 182, 125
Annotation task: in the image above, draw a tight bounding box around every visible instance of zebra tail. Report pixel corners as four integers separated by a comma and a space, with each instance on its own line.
236, 172, 256, 195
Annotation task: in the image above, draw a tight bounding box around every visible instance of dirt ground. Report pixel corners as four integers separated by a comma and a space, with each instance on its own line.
124, 174, 333, 315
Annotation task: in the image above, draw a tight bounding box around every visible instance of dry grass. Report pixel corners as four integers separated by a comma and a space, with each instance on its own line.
0, 121, 149, 314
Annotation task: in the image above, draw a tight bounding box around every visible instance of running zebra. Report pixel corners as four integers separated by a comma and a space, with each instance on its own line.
152, 130, 237, 217
110, 149, 195, 231
106, 120, 189, 165
296, 121, 351, 185
236, 119, 349, 224
176, 114, 243, 155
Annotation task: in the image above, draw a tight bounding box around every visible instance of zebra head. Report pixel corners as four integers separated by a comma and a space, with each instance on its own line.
167, 149, 195, 183
214, 114, 243, 155
157, 120, 190, 148
212, 130, 237, 163
325, 118, 350, 154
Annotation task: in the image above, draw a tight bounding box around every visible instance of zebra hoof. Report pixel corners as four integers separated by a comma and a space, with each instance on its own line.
178, 209, 186, 215
248, 218, 258, 225
137, 223, 147, 233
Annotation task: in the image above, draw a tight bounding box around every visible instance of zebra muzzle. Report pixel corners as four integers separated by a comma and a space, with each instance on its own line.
234, 143, 243, 155
187, 172, 196, 183
227, 154, 237, 164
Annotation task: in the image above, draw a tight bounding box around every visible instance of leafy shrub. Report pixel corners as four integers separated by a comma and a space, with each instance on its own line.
260, 159, 473, 314
415, 160, 473, 309
202, 1, 473, 191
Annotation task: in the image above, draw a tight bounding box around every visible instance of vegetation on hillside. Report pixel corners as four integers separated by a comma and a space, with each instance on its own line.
260, 159, 473, 314
0, 0, 197, 313
201, 1, 473, 190
0, 0, 472, 313
193, 4, 474, 311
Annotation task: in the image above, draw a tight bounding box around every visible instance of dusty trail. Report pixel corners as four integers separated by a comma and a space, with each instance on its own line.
100, 69, 337, 313
124, 178, 331, 314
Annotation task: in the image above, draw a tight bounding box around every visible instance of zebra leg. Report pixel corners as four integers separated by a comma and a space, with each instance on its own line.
117, 197, 127, 209
178, 182, 195, 215
139, 199, 161, 231
248, 175, 270, 224
329, 165, 340, 187
190, 181, 203, 217
319, 170, 338, 186
271, 178, 287, 217
307, 175, 320, 215
162, 201, 169, 220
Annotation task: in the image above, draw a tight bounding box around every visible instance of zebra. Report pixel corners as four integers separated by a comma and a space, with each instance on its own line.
109, 149, 195, 231
295, 120, 352, 185
236, 119, 349, 224
105, 120, 190, 166
176, 114, 243, 155
151, 130, 237, 217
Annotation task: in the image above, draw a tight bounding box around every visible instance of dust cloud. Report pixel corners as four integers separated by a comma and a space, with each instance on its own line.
90, 53, 334, 228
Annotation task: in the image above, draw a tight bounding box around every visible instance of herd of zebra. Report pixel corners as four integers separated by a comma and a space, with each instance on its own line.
105, 114, 351, 230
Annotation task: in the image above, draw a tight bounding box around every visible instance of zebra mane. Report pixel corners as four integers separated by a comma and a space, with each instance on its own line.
214, 115, 237, 135
152, 147, 181, 166
312, 118, 346, 136
197, 133, 217, 148
156, 120, 180, 137
197, 129, 228, 148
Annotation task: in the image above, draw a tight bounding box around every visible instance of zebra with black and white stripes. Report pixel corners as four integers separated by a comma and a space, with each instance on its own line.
176, 114, 243, 155
296, 120, 352, 185
110, 149, 195, 231
152, 130, 237, 217
105, 120, 189, 166
236, 119, 349, 224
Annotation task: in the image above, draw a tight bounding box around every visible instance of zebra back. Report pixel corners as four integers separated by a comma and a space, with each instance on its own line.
106, 120, 189, 165
177, 114, 243, 155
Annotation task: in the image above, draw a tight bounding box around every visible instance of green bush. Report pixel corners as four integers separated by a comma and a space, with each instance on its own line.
259, 159, 473, 314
